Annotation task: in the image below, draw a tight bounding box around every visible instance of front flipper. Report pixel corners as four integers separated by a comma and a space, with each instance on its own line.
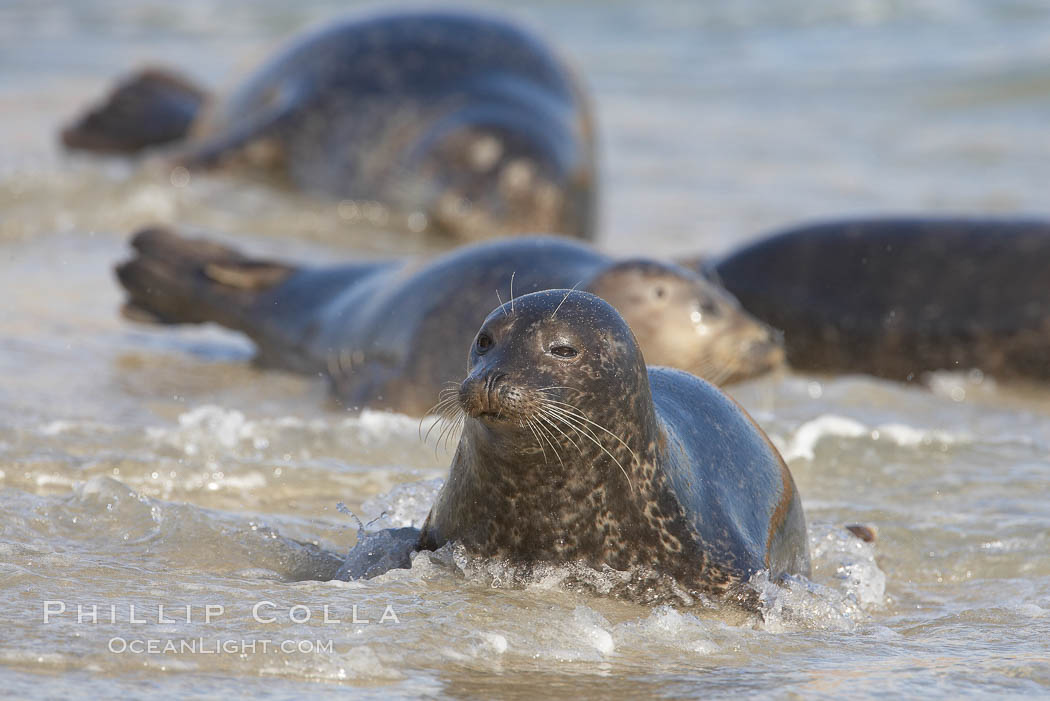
177, 80, 310, 169
334, 527, 421, 581
326, 347, 423, 412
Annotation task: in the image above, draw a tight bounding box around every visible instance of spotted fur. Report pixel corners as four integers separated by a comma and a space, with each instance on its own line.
418, 290, 810, 601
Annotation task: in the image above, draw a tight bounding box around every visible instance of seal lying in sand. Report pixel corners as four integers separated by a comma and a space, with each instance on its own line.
689, 218, 1050, 382
344, 290, 810, 602
116, 228, 783, 415
61, 10, 596, 241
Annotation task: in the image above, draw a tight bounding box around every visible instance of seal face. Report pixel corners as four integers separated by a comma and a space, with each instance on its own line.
62, 10, 597, 241
116, 232, 784, 415
587, 259, 784, 384
708, 218, 1050, 381
417, 290, 810, 600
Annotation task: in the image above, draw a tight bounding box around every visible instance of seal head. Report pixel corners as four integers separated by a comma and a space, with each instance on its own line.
586, 260, 784, 384
423, 290, 660, 566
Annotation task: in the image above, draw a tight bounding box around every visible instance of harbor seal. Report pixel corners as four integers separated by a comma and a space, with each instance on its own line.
62, 10, 596, 241
699, 217, 1050, 382
415, 289, 810, 601
115, 228, 783, 415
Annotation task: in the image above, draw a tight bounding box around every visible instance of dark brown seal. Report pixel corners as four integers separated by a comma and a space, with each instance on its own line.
61, 10, 596, 241
689, 217, 1050, 382
415, 289, 810, 601
116, 228, 783, 415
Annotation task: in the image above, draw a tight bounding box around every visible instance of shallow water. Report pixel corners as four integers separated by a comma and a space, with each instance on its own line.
2, 0, 1050, 698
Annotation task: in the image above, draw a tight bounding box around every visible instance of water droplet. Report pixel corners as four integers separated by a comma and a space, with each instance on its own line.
169, 166, 191, 187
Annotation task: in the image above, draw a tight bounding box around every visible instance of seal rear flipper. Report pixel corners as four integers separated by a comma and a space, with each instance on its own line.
61, 68, 207, 154
115, 226, 296, 335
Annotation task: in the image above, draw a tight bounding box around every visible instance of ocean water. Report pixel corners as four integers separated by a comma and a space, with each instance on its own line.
1, 0, 1049, 698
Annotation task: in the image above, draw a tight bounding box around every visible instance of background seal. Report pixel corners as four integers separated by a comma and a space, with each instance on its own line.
115, 228, 784, 415
61, 10, 597, 241
701, 217, 1050, 382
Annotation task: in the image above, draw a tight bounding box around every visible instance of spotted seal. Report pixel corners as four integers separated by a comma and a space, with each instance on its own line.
61, 10, 596, 240
116, 228, 783, 415
694, 217, 1050, 382
413, 289, 809, 601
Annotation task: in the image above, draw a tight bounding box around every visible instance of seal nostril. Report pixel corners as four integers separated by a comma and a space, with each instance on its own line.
459, 373, 510, 418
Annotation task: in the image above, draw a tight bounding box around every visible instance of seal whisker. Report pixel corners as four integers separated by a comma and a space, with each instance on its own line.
550, 281, 582, 320
420, 395, 460, 442
692, 356, 726, 385
521, 416, 549, 464
428, 416, 450, 457
535, 408, 583, 456
437, 411, 464, 454
540, 410, 590, 465
425, 396, 460, 418
538, 412, 571, 465
422, 394, 464, 451
426, 414, 452, 455
437, 403, 461, 427
536, 399, 639, 464
528, 416, 552, 464
694, 349, 737, 386
422, 412, 442, 445
509, 271, 516, 312
495, 288, 507, 316
519, 417, 544, 462
442, 414, 464, 454
426, 394, 459, 413
540, 406, 633, 491
540, 405, 610, 458
530, 413, 565, 466
537, 409, 588, 468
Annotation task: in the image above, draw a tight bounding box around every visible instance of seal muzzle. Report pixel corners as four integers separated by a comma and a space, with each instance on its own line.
459, 372, 507, 418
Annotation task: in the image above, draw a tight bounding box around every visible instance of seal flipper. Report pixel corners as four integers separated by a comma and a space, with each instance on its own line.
174, 80, 308, 169
333, 527, 421, 581
61, 68, 206, 154
115, 226, 295, 335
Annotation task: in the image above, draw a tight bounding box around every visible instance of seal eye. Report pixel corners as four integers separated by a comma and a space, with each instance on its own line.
653, 285, 667, 300
550, 345, 578, 359
476, 333, 493, 353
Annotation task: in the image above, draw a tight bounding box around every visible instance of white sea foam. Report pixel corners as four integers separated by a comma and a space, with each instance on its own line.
349, 410, 427, 443
808, 522, 886, 609
478, 631, 508, 654
359, 478, 444, 529
260, 644, 404, 682
778, 413, 970, 462
144, 405, 442, 466
147, 405, 269, 453
613, 606, 722, 656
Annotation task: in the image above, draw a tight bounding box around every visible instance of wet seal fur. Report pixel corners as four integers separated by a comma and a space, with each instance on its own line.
687, 217, 1050, 382
61, 10, 596, 241
116, 229, 783, 415
415, 290, 809, 602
